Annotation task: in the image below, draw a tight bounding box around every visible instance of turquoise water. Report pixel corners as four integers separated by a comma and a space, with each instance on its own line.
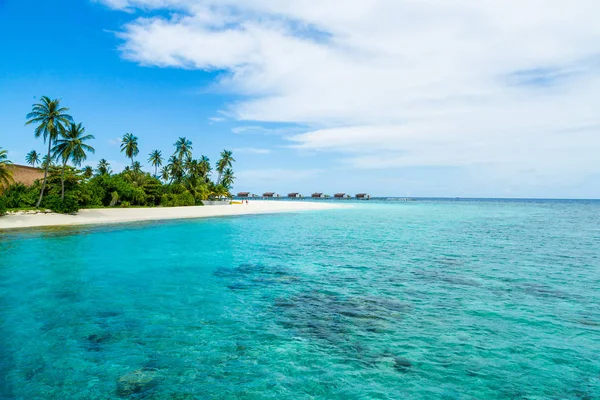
1, 200, 599, 399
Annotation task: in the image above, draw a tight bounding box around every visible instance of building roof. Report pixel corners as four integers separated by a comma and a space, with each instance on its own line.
263, 192, 275, 196
356, 193, 369, 197
288, 192, 300, 196
311, 192, 323, 196
8, 164, 44, 186
334, 193, 346, 196
237, 192, 250, 196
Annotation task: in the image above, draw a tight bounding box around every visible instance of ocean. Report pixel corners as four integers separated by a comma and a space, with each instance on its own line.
1, 199, 599, 399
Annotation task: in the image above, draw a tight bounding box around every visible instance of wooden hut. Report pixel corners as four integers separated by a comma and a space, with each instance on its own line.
334, 193, 351, 199
263, 192, 280, 198
311, 193, 325, 198
288, 192, 302, 198
355, 193, 371, 200
237, 192, 250, 198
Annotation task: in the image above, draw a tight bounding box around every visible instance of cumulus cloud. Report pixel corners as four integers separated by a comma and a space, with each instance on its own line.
99, 0, 600, 192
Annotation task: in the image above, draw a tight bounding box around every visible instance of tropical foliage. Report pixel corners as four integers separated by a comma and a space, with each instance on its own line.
26, 150, 40, 167
148, 150, 163, 178
82, 166, 93, 179
1, 95, 236, 214
25, 96, 73, 207
216, 149, 235, 184
97, 159, 111, 175
0, 148, 14, 193
52, 122, 95, 200
120, 133, 139, 168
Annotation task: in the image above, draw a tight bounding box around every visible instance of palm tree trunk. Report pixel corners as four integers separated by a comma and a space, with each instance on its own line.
61, 160, 67, 201
217, 172, 222, 185
36, 139, 52, 208
155, 165, 158, 178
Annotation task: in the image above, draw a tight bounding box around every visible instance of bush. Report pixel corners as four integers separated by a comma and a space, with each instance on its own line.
72, 182, 103, 208
2, 183, 39, 208
160, 191, 195, 207
42, 194, 80, 214
0, 196, 7, 215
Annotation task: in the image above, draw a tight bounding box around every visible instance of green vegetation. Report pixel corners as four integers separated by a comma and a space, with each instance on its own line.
26, 150, 40, 167
0, 148, 13, 194
148, 150, 163, 177
52, 121, 95, 200
25, 96, 73, 207
120, 133, 139, 168
0, 96, 236, 215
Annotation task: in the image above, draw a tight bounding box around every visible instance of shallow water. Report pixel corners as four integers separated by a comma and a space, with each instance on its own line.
1, 200, 599, 399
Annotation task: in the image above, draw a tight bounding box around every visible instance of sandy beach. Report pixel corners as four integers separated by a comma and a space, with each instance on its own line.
0, 201, 345, 230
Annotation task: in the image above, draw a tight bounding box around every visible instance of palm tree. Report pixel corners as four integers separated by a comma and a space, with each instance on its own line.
221, 168, 235, 189
25, 96, 73, 207
148, 150, 163, 177
120, 133, 139, 168
174, 137, 192, 161
82, 165, 93, 179
132, 161, 142, 174
26, 150, 40, 168
167, 155, 183, 184
184, 154, 194, 174
97, 159, 111, 175
216, 149, 235, 184
41, 155, 53, 169
210, 184, 230, 199
199, 155, 211, 180
52, 122, 95, 200
0, 148, 14, 193
160, 166, 170, 182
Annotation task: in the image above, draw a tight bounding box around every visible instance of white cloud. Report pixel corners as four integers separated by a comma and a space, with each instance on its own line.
232, 147, 272, 154
100, 0, 600, 193
231, 125, 302, 135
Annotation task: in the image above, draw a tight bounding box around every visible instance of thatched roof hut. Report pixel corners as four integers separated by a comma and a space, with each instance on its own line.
8, 164, 44, 186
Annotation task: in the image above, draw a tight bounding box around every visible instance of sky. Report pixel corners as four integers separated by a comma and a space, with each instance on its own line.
1, 0, 600, 198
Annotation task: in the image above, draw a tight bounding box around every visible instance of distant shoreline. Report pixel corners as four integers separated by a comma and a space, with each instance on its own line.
0, 201, 346, 230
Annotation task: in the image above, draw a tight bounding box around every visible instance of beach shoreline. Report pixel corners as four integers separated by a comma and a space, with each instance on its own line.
0, 201, 346, 230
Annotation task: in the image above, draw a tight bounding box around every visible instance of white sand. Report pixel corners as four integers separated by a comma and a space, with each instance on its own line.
0, 201, 346, 230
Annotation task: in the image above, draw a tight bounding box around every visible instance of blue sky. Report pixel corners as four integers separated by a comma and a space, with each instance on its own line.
1, 0, 599, 198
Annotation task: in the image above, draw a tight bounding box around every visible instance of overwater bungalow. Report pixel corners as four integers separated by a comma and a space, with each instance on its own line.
263, 192, 280, 198
334, 193, 351, 199
311, 193, 326, 198
237, 192, 259, 198
356, 193, 371, 200
288, 192, 302, 198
